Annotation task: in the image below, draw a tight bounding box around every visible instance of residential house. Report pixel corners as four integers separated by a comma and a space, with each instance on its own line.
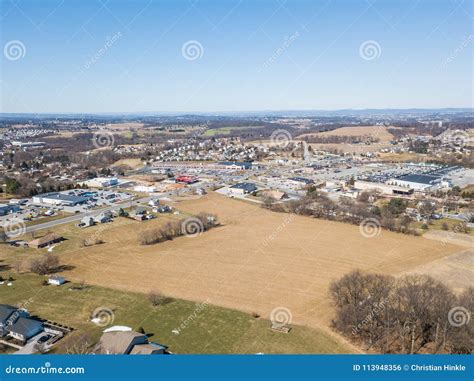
148, 199, 160, 207
8, 317, 43, 342
0, 304, 43, 342
94, 212, 112, 224
28, 234, 63, 249
154, 205, 172, 213
97, 329, 167, 355
81, 216, 95, 227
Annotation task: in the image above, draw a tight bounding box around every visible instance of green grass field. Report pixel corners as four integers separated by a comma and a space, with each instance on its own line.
0, 272, 353, 354
203, 126, 258, 136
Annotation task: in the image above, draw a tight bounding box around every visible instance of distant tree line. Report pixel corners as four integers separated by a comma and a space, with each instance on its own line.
264, 191, 420, 236
330, 270, 473, 354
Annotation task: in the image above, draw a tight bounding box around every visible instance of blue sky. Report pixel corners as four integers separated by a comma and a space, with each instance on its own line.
0, 0, 472, 113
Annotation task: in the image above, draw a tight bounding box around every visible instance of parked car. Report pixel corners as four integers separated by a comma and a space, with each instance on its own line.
37, 334, 52, 344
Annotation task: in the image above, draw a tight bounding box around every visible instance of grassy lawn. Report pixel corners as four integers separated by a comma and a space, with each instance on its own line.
415, 218, 473, 235
25, 212, 73, 227
0, 273, 353, 354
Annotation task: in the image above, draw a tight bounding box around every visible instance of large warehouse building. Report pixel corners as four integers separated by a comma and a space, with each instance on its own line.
354, 181, 414, 196
389, 174, 442, 192
32, 192, 88, 206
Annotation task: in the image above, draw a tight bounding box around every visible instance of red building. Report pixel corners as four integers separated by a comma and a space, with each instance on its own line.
175, 175, 198, 184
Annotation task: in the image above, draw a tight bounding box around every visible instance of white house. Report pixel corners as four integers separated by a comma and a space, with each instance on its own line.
148, 199, 160, 207
81, 216, 95, 227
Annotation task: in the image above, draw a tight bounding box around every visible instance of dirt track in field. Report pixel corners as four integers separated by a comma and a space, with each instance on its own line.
61, 193, 463, 333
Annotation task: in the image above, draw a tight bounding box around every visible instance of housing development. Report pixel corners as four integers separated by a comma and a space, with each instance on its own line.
0, 111, 472, 355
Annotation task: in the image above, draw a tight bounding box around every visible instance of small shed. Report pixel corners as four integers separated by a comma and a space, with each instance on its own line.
48, 276, 66, 286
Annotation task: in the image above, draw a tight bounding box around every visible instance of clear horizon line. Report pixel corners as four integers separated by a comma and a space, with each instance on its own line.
1, 106, 473, 116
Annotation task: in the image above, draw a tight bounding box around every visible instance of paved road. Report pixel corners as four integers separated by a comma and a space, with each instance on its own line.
24, 196, 152, 234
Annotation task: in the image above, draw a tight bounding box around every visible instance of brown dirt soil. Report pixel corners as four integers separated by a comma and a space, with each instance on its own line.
57, 193, 463, 335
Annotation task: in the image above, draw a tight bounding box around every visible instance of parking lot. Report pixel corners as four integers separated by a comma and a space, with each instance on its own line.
0, 189, 135, 230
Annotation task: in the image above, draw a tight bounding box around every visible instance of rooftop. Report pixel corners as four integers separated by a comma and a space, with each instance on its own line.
218, 161, 252, 167
29, 234, 63, 247
0, 304, 18, 323
230, 182, 257, 191
396, 174, 440, 185
36, 192, 88, 204
289, 177, 314, 184
98, 330, 147, 354
8, 317, 43, 337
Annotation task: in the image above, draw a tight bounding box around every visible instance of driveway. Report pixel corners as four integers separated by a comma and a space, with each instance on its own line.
14, 332, 45, 354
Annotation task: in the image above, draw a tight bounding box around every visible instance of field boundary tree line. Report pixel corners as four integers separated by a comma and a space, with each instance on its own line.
138, 213, 218, 245
263, 191, 421, 236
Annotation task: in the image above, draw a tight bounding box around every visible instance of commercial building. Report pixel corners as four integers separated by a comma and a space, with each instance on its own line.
354, 181, 414, 196
134, 185, 157, 193
11, 141, 46, 150
288, 177, 314, 186
390, 174, 441, 192
0, 204, 21, 216
218, 161, 253, 170
229, 182, 257, 195
32, 192, 88, 206
82, 177, 118, 188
